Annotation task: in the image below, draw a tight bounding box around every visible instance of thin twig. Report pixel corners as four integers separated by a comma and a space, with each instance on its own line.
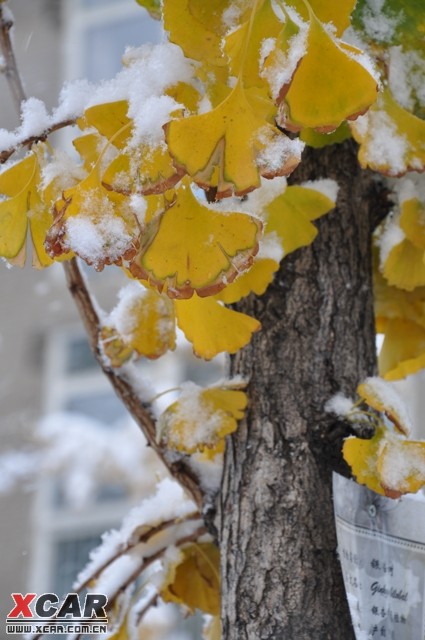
0, 118, 77, 164
63, 261, 204, 509
0, 3, 25, 110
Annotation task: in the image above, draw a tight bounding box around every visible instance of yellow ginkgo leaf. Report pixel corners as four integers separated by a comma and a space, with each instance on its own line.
79, 101, 132, 149
357, 376, 413, 435
0, 152, 55, 267
224, 0, 282, 89
374, 263, 425, 330
286, 0, 357, 37
0, 156, 35, 260
129, 179, 262, 298
46, 168, 139, 270
102, 283, 176, 362
382, 237, 425, 291
73, 133, 103, 172
216, 257, 280, 304
282, 13, 377, 131
399, 198, 425, 250
351, 89, 425, 176
343, 427, 387, 496
102, 145, 185, 196
175, 294, 260, 359
164, 0, 230, 68
161, 542, 220, 615
300, 122, 351, 148
379, 318, 425, 381
378, 439, 425, 496
265, 184, 336, 254
158, 383, 247, 453
166, 80, 303, 197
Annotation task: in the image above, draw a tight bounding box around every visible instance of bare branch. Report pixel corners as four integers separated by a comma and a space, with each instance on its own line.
0, 118, 77, 164
63, 260, 204, 510
0, 3, 25, 110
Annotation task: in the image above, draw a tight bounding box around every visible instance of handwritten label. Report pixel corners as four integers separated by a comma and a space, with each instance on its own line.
333, 473, 425, 640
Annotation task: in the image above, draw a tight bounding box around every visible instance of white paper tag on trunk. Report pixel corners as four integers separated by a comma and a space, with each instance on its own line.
333, 472, 425, 640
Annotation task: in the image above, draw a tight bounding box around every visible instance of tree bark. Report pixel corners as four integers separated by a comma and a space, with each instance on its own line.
220, 140, 386, 639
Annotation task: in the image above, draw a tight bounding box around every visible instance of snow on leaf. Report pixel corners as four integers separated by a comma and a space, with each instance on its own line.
45, 146, 141, 271
357, 376, 413, 435
378, 439, 425, 497
73, 133, 103, 172
280, 11, 378, 132
161, 542, 220, 615
351, 89, 425, 176
175, 294, 260, 359
157, 383, 247, 453
101, 282, 176, 364
129, 178, 262, 299
102, 146, 185, 197
165, 80, 303, 198
286, 0, 357, 37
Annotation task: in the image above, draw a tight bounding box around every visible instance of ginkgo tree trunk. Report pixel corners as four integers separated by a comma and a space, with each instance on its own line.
1, 0, 425, 639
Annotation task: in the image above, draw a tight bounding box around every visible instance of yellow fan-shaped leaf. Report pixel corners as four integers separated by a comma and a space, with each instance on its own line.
287, 0, 357, 37
283, 13, 377, 131
0, 153, 53, 266
164, 0, 231, 67
378, 439, 425, 496
166, 80, 302, 197
79, 101, 132, 149
216, 257, 279, 304
357, 377, 413, 435
224, 0, 282, 89
382, 238, 425, 291
351, 89, 425, 176
73, 133, 103, 172
46, 168, 139, 270
374, 263, 425, 330
343, 428, 387, 496
399, 198, 425, 250
0, 156, 34, 260
379, 318, 425, 381
161, 542, 220, 615
129, 179, 262, 298
158, 384, 247, 453
102, 145, 185, 196
109, 285, 176, 361
175, 294, 260, 359
265, 184, 335, 254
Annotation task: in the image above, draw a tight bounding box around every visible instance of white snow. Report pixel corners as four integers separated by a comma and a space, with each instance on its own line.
189, 452, 224, 495
352, 107, 409, 176
255, 126, 304, 175
379, 440, 425, 492
388, 47, 425, 112
377, 215, 405, 267
257, 231, 284, 262
65, 195, 134, 268
40, 150, 86, 197
360, 376, 414, 436
359, 0, 402, 43
325, 392, 355, 418
260, 27, 308, 100
301, 178, 339, 203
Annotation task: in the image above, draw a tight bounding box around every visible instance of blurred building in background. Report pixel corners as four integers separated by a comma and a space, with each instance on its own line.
0, 2, 220, 637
